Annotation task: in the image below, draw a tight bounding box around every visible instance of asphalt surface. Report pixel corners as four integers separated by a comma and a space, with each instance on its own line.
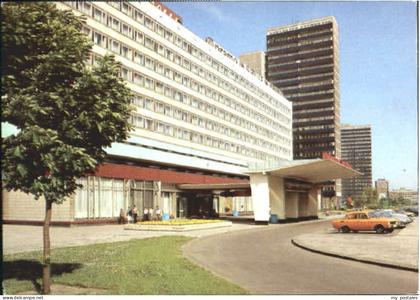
183, 220, 419, 295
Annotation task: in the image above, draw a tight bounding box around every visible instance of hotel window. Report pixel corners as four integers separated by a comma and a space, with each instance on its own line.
108, 1, 120, 9
93, 31, 107, 48
174, 55, 181, 65
182, 94, 190, 105
157, 122, 165, 133
164, 86, 171, 97
174, 72, 182, 83
144, 98, 154, 110
182, 77, 190, 87
165, 49, 174, 61
145, 119, 154, 131
156, 24, 164, 36
164, 105, 172, 116
121, 68, 130, 80
81, 26, 91, 39
191, 64, 198, 74
176, 128, 183, 138
133, 73, 144, 86
174, 91, 182, 102
109, 39, 120, 54
132, 95, 144, 107
145, 57, 154, 70
145, 78, 153, 90
135, 116, 144, 128
79, 2, 91, 14
191, 99, 198, 108
121, 2, 132, 16
156, 64, 164, 75
182, 59, 190, 70
192, 116, 198, 125
134, 9, 144, 23
121, 23, 132, 38
182, 41, 188, 51
164, 68, 172, 79
183, 130, 190, 140
133, 52, 144, 65
174, 36, 182, 47
109, 16, 120, 31
144, 17, 154, 30
93, 7, 106, 24
134, 31, 144, 44
121, 45, 132, 59
157, 44, 165, 56
145, 37, 154, 50
155, 82, 163, 94
164, 30, 173, 42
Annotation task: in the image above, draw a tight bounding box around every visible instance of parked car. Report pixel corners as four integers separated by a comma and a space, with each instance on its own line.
331, 211, 397, 234
375, 209, 411, 227
395, 208, 416, 218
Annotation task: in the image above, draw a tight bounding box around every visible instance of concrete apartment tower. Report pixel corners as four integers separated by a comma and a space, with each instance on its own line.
266, 17, 341, 208
375, 179, 390, 200
340, 125, 372, 204
239, 51, 266, 78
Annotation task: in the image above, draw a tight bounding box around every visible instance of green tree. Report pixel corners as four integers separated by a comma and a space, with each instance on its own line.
359, 187, 378, 209
1, 3, 133, 294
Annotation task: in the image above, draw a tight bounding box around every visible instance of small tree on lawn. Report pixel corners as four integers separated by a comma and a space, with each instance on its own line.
1, 3, 133, 294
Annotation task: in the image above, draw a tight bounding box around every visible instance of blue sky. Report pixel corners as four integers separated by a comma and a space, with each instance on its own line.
166, 1, 418, 190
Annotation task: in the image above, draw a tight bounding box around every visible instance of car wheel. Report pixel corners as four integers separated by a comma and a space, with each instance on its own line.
386, 228, 394, 233
341, 226, 350, 233
375, 225, 385, 234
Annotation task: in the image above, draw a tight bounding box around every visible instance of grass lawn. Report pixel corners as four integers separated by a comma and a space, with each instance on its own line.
3, 236, 248, 295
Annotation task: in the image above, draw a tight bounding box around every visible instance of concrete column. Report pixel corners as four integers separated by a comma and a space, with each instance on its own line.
269, 176, 286, 219
250, 174, 270, 222
309, 187, 321, 217
285, 192, 299, 218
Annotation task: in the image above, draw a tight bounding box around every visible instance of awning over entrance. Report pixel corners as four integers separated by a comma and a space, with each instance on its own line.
177, 182, 250, 190
246, 156, 362, 183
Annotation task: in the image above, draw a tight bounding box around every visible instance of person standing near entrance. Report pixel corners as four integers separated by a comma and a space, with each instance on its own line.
143, 207, 149, 221
148, 207, 154, 221
132, 205, 138, 223
156, 206, 162, 221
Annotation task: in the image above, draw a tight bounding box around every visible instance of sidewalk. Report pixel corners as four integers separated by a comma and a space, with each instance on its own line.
292, 217, 419, 271
2, 222, 262, 255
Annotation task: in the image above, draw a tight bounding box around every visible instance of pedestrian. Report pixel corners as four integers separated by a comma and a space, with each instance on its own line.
148, 207, 154, 221
132, 205, 138, 223
127, 207, 133, 224
118, 208, 127, 224
156, 206, 162, 221
143, 207, 149, 221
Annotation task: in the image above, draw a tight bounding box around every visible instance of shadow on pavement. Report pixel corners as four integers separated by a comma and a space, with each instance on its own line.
3, 260, 83, 293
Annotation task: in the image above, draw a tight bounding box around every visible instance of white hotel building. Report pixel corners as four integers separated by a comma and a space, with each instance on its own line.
3, 2, 358, 225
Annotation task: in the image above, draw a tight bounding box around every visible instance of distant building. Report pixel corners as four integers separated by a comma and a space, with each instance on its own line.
152, 1, 182, 24
375, 179, 389, 200
266, 17, 341, 209
341, 125, 372, 204
390, 188, 418, 205
239, 51, 266, 78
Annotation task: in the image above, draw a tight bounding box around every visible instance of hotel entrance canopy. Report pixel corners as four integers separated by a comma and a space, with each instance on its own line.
246, 154, 362, 182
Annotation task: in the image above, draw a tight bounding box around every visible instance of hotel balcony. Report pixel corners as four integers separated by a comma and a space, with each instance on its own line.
267, 47, 334, 65
293, 99, 335, 110
281, 80, 334, 94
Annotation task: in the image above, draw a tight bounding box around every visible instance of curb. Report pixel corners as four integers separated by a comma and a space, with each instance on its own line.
291, 238, 418, 273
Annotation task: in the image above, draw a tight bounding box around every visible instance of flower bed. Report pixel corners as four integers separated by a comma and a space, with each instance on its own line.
125, 219, 232, 232
137, 219, 224, 226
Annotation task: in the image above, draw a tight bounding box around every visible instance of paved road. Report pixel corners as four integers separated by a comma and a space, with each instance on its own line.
183, 220, 418, 295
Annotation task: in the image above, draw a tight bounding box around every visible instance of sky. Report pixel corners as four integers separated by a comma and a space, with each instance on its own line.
166, 1, 418, 190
